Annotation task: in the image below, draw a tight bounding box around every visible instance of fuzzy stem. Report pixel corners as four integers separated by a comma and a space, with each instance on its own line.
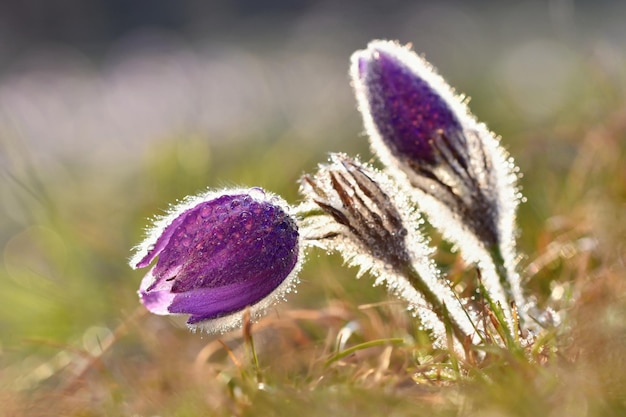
400, 264, 470, 346
478, 279, 518, 350
487, 244, 527, 333
489, 245, 513, 303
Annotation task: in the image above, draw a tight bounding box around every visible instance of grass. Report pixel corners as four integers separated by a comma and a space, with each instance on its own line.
1, 65, 625, 417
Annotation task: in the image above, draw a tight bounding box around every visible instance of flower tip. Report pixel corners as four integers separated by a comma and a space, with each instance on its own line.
131, 250, 153, 270
356, 55, 368, 79
350, 40, 386, 80
351, 40, 408, 74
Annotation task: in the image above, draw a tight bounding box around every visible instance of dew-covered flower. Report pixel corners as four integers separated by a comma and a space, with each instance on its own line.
298, 153, 478, 349
129, 187, 302, 333
351, 40, 528, 324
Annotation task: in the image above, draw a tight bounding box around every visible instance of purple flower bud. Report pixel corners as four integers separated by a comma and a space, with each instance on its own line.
354, 43, 465, 166
351, 40, 517, 251
130, 188, 302, 332
351, 41, 527, 326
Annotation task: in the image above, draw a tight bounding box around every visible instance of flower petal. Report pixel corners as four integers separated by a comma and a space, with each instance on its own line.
168, 265, 291, 324
138, 267, 175, 315
132, 206, 193, 269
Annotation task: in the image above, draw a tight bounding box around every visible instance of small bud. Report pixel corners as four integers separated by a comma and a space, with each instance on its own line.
298, 154, 478, 349
300, 153, 410, 271
130, 188, 302, 333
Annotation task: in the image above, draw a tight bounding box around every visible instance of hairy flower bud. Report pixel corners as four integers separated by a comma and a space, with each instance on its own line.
130, 187, 302, 332
301, 153, 410, 270
298, 154, 478, 349
351, 40, 527, 323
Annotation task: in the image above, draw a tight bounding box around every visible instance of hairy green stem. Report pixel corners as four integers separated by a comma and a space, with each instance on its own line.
400, 264, 470, 347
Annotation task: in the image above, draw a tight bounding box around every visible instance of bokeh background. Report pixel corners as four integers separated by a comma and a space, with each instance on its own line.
1, 1, 625, 415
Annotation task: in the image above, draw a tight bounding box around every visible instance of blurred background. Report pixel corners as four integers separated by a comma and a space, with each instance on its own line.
1, 0, 625, 415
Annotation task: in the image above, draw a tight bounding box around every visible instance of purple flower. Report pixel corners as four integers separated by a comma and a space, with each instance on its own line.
351, 41, 527, 326
129, 187, 302, 332
351, 40, 507, 248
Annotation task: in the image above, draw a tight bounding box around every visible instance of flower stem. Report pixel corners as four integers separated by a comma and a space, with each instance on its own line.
483, 245, 523, 350
488, 245, 514, 304
400, 264, 471, 347
477, 277, 518, 350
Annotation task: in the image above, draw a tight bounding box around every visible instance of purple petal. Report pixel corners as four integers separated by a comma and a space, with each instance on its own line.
133, 210, 191, 269
168, 258, 293, 324
138, 268, 175, 315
